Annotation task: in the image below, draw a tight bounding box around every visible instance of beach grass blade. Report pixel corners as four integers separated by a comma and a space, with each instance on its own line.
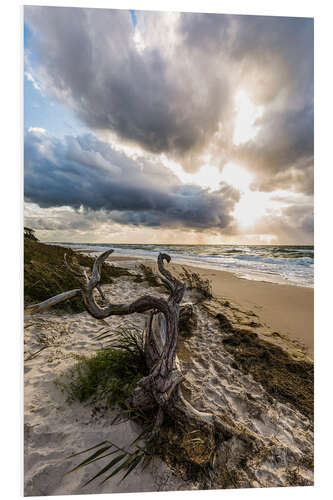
66, 445, 113, 473
131, 425, 153, 445
100, 455, 134, 484
66, 440, 110, 459
120, 454, 143, 482
81, 453, 127, 487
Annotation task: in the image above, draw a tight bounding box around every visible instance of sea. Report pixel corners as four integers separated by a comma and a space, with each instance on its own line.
53, 243, 314, 288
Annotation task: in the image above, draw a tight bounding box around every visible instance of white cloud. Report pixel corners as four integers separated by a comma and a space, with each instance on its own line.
28, 127, 46, 135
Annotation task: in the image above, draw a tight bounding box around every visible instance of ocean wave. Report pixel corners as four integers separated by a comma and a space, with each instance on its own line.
55, 242, 314, 288
234, 254, 313, 266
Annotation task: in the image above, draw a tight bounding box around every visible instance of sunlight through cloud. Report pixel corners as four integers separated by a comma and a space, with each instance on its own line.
233, 90, 263, 145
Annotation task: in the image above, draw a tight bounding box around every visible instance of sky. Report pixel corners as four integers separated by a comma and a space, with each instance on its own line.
24, 7, 313, 245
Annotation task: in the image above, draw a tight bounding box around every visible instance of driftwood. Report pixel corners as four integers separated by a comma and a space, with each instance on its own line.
25, 250, 234, 442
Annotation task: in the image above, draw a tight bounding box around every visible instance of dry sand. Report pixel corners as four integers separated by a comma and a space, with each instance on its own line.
111, 254, 314, 356
24, 277, 190, 496
175, 264, 314, 357
24, 255, 314, 495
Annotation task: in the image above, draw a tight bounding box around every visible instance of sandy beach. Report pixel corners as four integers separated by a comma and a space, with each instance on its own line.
24, 249, 314, 495
174, 264, 313, 357
111, 254, 314, 357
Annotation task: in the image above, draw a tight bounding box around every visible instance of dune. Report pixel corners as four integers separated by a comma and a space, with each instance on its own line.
24, 254, 314, 495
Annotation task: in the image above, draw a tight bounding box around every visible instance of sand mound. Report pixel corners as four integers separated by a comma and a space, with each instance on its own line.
24, 273, 313, 494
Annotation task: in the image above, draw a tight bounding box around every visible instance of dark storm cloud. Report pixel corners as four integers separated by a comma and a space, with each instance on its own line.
180, 13, 314, 193
24, 7, 228, 162
180, 13, 313, 102
24, 129, 239, 230
233, 104, 314, 194
282, 204, 314, 235
25, 7, 313, 192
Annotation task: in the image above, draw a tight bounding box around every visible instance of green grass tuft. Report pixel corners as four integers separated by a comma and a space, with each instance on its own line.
57, 326, 153, 484
56, 344, 147, 408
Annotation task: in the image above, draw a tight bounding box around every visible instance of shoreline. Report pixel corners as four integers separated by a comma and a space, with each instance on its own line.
106, 253, 314, 358
59, 243, 314, 289
174, 262, 314, 357
67, 247, 314, 357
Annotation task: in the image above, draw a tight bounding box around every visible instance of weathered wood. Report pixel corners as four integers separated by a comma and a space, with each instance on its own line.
24, 249, 223, 441
24, 289, 82, 315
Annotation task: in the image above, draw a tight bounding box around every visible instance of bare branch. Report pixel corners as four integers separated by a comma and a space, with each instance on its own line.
24, 249, 171, 320
24, 289, 82, 315
64, 253, 86, 279
79, 250, 171, 319
154, 273, 174, 294
82, 291, 171, 320
96, 284, 107, 302
64, 253, 106, 301
157, 253, 185, 304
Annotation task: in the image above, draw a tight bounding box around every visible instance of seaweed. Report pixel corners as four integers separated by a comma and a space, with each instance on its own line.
221, 328, 314, 417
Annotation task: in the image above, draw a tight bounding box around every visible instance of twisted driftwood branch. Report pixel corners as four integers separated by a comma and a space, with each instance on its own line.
64, 252, 107, 302
24, 249, 227, 443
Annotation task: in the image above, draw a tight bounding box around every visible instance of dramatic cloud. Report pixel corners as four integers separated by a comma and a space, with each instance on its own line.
24, 8, 314, 244
24, 128, 240, 231
232, 104, 314, 194
179, 13, 314, 192
249, 202, 314, 244
24, 7, 230, 169
25, 7, 313, 194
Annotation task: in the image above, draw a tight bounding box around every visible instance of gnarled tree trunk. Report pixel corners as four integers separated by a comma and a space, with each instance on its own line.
25, 250, 233, 441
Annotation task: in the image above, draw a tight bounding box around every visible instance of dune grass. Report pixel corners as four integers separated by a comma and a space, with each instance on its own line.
24, 239, 132, 312
56, 324, 214, 487
56, 347, 147, 408
179, 267, 213, 300
56, 325, 147, 408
